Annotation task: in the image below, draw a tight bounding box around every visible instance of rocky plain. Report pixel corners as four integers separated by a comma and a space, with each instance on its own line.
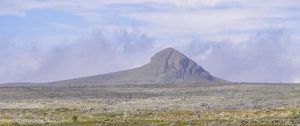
1, 83, 300, 126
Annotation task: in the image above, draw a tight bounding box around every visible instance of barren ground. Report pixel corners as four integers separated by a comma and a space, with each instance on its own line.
0, 83, 300, 126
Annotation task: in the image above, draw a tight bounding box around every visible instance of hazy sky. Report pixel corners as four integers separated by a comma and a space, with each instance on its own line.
1, 0, 300, 83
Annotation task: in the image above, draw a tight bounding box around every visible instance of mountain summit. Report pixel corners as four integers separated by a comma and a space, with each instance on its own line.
48, 47, 225, 86
149, 47, 214, 80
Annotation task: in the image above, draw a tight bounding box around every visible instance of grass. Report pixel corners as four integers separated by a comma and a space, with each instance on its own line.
1, 83, 300, 126
1, 108, 299, 126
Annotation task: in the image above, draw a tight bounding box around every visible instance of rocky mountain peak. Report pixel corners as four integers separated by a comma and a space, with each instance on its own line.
45, 47, 224, 86
149, 47, 214, 80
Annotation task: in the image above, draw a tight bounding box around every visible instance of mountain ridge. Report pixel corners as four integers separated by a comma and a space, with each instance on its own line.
45, 47, 226, 86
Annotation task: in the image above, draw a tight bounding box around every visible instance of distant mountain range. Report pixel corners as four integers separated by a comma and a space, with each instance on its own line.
3, 48, 227, 86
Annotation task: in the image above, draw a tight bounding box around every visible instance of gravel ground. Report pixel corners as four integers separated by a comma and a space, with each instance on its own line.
0, 83, 300, 125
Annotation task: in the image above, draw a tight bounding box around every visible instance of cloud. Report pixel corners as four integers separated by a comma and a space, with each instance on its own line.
0, 0, 105, 16
0, 35, 42, 83
0, 28, 155, 83
1, 27, 300, 83
181, 28, 300, 83
2, 0, 300, 41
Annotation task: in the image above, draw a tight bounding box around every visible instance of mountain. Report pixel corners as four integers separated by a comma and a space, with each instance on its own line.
46, 47, 226, 86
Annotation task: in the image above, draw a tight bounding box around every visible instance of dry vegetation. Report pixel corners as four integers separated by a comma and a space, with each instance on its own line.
0, 83, 300, 126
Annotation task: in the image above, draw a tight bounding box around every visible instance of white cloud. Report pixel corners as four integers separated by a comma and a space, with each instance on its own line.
124, 0, 300, 42
2, 0, 299, 39
180, 28, 300, 83
0, 0, 109, 17
0, 28, 156, 83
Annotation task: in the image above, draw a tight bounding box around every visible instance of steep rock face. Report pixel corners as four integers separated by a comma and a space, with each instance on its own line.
47, 47, 225, 86
148, 47, 213, 80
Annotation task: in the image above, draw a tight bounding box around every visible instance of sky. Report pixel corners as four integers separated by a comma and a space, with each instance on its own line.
1, 0, 300, 83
